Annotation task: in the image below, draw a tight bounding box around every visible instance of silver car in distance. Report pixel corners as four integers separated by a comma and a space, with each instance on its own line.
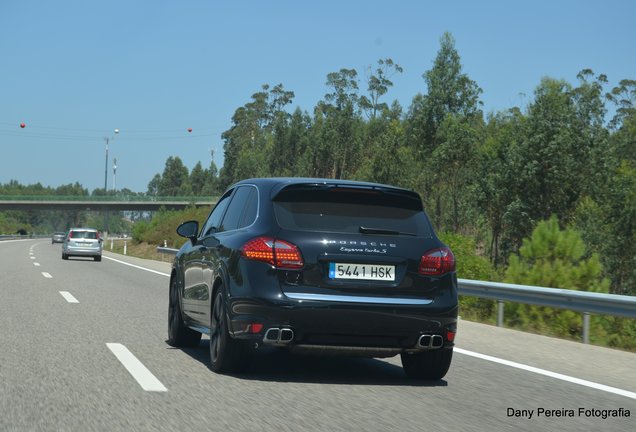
62, 228, 103, 262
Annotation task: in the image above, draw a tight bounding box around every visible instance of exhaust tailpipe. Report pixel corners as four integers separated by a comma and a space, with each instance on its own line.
431, 334, 444, 348
264, 328, 280, 343
280, 328, 294, 342
263, 327, 294, 345
418, 334, 444, 349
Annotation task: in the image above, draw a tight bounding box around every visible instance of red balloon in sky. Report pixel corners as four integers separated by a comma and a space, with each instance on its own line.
187, 128, 192, 133
20, 122, 26, 128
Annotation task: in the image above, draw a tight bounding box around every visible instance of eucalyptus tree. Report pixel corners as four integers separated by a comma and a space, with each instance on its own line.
158, 156, 190, 196
606, 79, 636, 130
431, 113, 483, 231
475, 109, 528, 265
313, 68, 364, 179
407, 32, 483, 159
359, 58, 403, 120
189, 161, 207, 196
576, 96, 636, 295
147, 174, 161, 197
406, 32, 483, 230
354, 107, 418, 190
570, 69, 611, 199
269, 107, 312, 177
514, 78, 582, 223
219, 84, 295, 187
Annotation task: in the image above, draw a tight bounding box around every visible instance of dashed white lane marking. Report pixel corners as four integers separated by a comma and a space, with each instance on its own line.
41, 272, 52, 278
103, 256, 170, 277
106, 343, 168, 392
34, 263, 40, 267
30, 257, 36, 260
59, 291, 79, 303
455, 348, 636, 400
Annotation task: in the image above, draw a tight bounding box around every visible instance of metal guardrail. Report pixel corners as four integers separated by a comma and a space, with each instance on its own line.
458, 278, 636, 344
154, 245, 635, 344
458, 279, 636, 318
157, 246, 179, 255
0, 234, 50, 240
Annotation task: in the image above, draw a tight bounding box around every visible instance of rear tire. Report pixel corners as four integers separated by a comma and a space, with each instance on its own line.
208, 289, 251, 373
62, 253, 68, 260
94, 255, 102, 262
167, 278, 201, 347
401, 348, 453, 380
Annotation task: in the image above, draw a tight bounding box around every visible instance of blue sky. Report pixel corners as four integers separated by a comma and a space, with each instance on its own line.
1, 0, 634, 193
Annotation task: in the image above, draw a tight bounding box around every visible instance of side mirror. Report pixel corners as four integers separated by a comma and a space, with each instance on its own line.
177, 220, 199, 244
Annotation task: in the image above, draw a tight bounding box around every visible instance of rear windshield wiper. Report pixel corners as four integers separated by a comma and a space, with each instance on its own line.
359, 226, 416, 236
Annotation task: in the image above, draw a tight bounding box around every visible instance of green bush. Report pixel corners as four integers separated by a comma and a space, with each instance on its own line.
504, 216, 611, 340
132, 206, 210, 248
439, 231, 499, 323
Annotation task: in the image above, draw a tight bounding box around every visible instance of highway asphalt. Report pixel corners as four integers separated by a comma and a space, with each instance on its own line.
1, 239, 634, 431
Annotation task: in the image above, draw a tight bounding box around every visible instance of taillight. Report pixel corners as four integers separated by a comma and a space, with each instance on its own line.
419, 247, 455, 276
241, 237, 304, 269
273, 239, 304, 268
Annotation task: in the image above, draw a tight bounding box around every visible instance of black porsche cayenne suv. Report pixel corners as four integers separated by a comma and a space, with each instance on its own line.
168, 178, 458, 380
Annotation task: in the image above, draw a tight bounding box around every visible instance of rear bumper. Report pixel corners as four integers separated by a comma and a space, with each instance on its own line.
63, 247, 102, 257
228, 294, 457, 355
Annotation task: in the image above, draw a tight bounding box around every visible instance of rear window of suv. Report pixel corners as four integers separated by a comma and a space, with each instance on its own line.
272, 185, 432, 237
69, 231, 98, 239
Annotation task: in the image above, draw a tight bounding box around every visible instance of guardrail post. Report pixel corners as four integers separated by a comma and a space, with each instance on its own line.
124, 241, 127, 256
110, 238, 114, 251
582, 312, 590, 344
497, 300, 504, 327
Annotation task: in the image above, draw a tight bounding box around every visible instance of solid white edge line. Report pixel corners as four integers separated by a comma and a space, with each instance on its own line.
106, 343, 168, 392
59, 291, 79, 303
454, 347, 636, 400
102, 256, 170, 277
41, 272, 52, 278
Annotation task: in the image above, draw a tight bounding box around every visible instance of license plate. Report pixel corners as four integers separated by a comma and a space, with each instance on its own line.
329, 263, 395, 281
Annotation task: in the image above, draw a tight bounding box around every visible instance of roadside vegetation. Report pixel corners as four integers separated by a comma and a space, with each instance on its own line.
2, 32, 633, 349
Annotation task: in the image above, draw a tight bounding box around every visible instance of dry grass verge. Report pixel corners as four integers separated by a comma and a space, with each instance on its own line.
105, 239, 177, 263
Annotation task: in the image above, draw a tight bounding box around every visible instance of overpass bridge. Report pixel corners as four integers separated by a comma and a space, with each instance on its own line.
0, 195, 217, 211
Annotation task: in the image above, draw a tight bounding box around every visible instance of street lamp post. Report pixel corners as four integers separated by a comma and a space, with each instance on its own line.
104, 128, 119, 193
113, 158, 117, 192
103, 129, 119, 236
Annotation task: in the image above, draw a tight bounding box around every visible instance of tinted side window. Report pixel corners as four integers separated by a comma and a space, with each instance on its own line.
238, 187, 258, 229
201, 191, 232, 237
218, 186, 253, 232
